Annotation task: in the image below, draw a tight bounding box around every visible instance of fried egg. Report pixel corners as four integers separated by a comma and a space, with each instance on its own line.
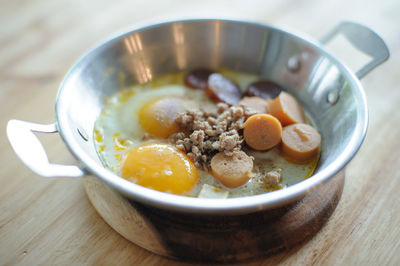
121, 143, 198, 195
94, 84, 187, 171
139, 96, 187, 138
94, 71, 318, 197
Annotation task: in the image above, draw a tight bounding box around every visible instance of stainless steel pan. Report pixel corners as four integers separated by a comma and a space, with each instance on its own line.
7, 19, 389, 216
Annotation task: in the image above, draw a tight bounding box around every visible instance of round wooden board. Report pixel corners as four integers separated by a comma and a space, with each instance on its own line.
84, 170, 344, 263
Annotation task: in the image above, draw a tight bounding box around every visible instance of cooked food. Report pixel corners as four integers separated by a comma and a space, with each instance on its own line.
263, 168, 282, 187
210, 151, 253, 188
138, 96, 187, 138
121, 143, 198, 194
184, 68, 214, 90
269, 91, 305, 126
243, 114, 282, 151
238, 96, 270, 114
205, 73, 242, 105
281, 123, 321, 162
94, 69, 321, 198
171, 103, 252, 170
244, 80, 283, 100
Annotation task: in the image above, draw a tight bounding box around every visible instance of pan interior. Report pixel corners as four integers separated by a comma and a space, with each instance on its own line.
55, 19, 367, 212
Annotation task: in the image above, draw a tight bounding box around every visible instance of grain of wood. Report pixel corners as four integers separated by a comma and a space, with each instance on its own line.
1, 0, 400, 265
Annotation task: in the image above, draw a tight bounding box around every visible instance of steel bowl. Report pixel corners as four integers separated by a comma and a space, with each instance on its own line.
7, 19, 389, 262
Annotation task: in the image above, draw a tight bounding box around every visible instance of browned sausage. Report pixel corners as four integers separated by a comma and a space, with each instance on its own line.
238, 96, 270, 114
205, 73, 242, 105
269, 91, 305, 126
210, 151, 253, 188
243, 114, 282, 151
244, 80, 283, 100
281, 123, 321, 162
184, 68, 214, 90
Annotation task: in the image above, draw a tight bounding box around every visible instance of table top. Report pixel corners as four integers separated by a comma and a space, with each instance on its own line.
1, 0, 400, 264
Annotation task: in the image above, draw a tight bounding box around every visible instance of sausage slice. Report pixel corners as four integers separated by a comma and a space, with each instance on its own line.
281, 123, 321, 162
210, 151, 253, 188
184, 68, 214, 90
205, 73, 242, 105
269, 91, 305, 126
238, 96, 270, 114
245, 80, 283, 100
243, 114, 282, 151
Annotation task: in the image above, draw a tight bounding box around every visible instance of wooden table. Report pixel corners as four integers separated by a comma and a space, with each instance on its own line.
1, 0, 399, 264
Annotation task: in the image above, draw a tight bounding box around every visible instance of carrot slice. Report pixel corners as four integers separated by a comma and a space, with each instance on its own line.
243, 114, 282, 151
269, 91, 305, 126
281, 123, 321, 162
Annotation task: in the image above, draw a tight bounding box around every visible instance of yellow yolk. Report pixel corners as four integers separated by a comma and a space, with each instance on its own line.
138, 96, 184, 138
121, 143, 198, 195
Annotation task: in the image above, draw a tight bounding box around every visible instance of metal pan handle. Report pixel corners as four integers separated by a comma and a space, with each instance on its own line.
320, 21, 390, 79
7, 120, 86, 178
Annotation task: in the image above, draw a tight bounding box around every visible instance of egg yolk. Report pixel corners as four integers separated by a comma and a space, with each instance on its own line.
138, 97, 184, 138
121, 143, 198, 195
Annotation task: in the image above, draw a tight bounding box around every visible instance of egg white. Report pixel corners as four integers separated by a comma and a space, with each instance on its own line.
95, 84, 187, 172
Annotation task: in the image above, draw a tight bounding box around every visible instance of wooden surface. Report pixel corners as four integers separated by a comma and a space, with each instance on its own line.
84, 171, 344, 263
1, 0, 400, 265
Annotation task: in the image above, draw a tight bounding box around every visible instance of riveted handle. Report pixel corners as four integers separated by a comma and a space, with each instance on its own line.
7, 120, 86, 178
321, 21, 390, 79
